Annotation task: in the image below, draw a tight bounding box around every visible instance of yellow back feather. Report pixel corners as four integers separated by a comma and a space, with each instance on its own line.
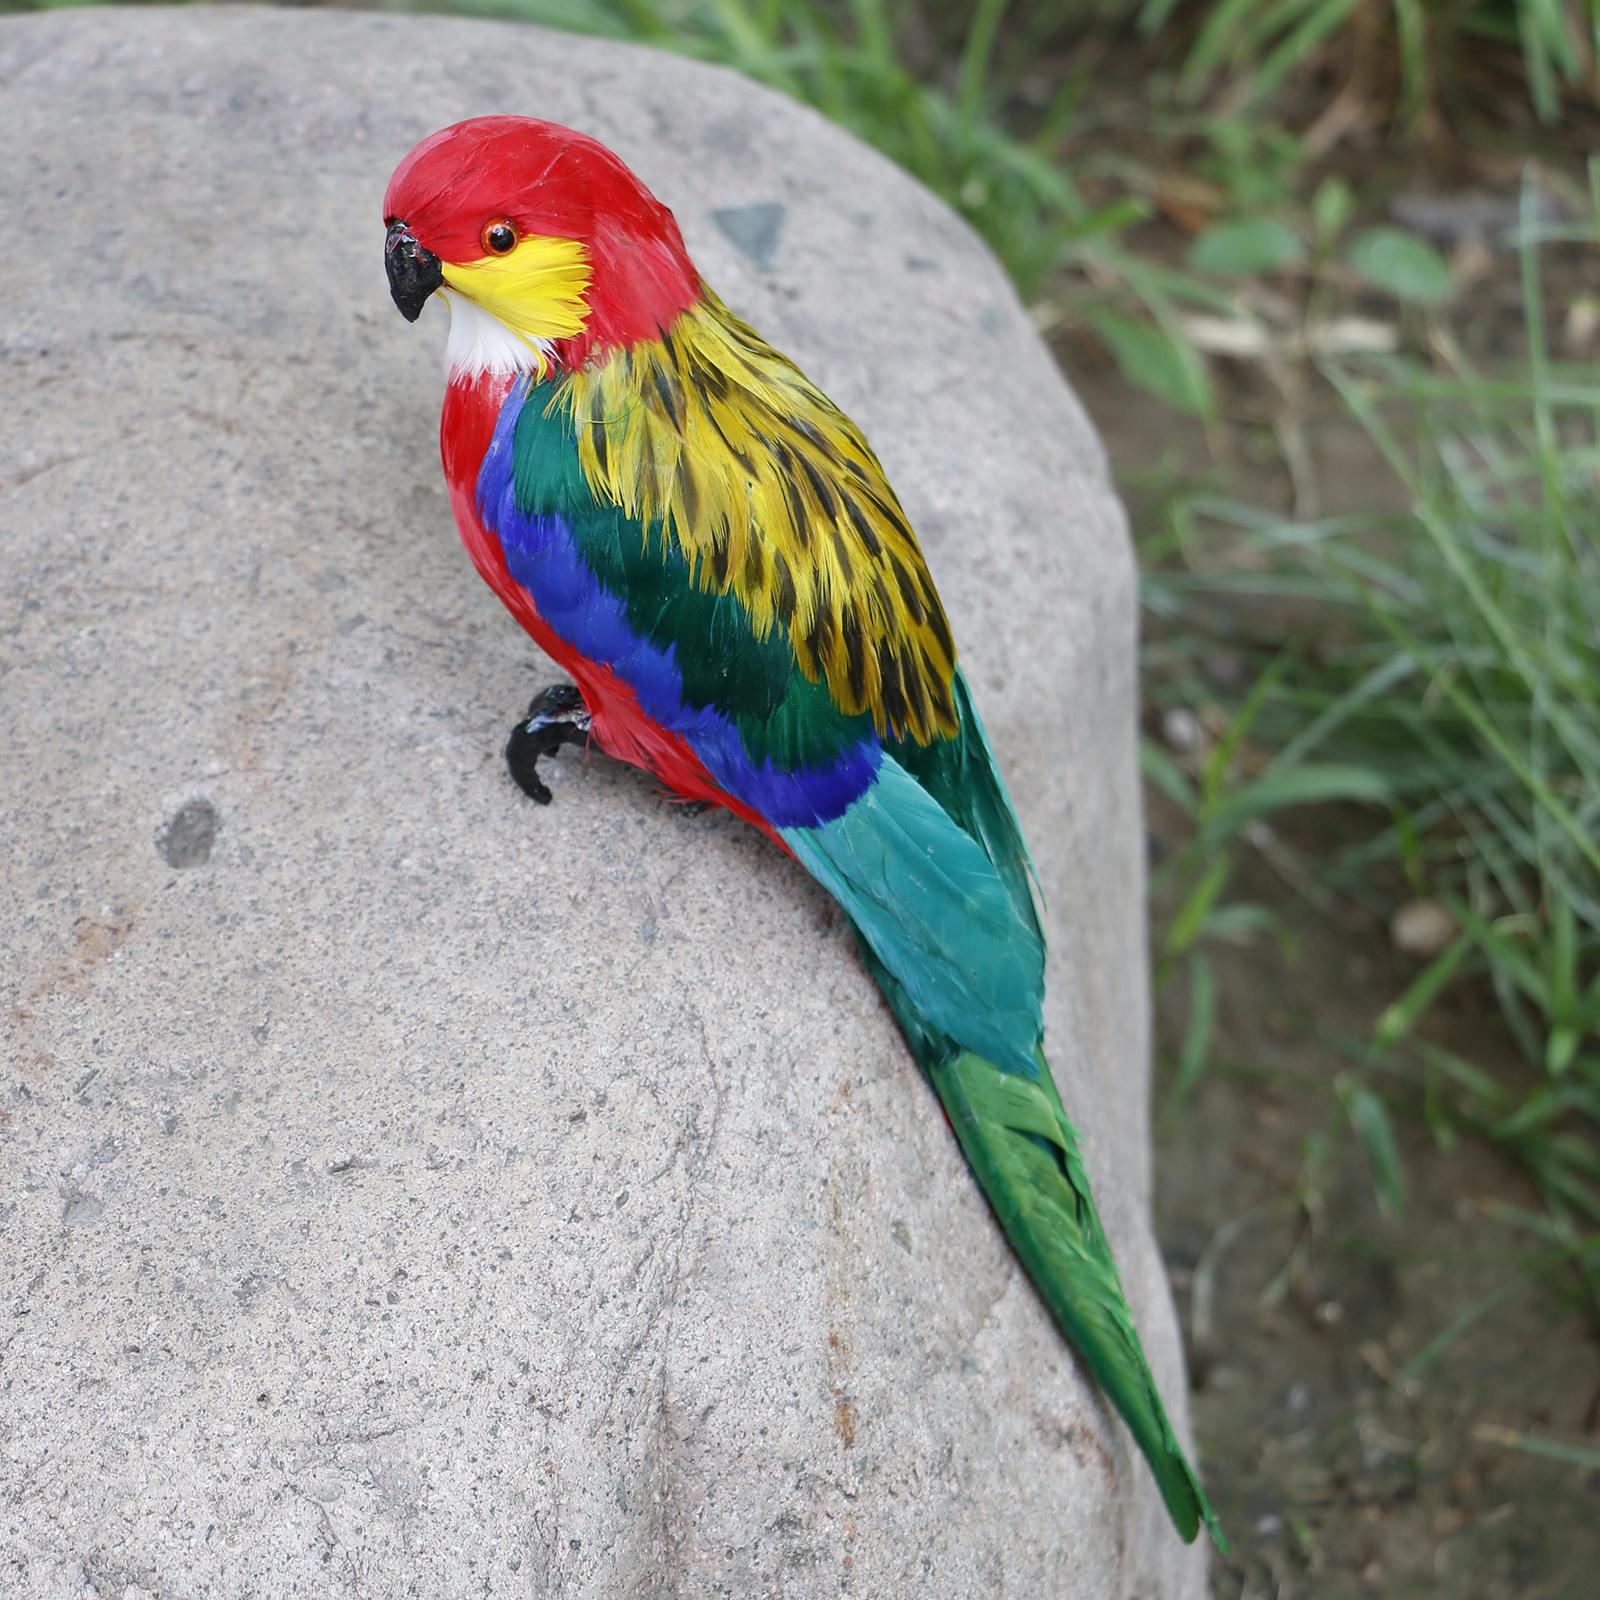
554, 290, 958, 743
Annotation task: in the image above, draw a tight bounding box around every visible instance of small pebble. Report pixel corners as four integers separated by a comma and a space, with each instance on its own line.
1566, 296, 1599, 355
1391, 899, 1456, 958
1160, 707, 1205, 755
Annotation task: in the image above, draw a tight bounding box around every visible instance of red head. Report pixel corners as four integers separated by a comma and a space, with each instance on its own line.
383, 116, 701, 372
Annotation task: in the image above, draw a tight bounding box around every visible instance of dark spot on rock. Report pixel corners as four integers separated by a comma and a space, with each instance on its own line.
710, 202, 786, 269
63, 1191, 103, 1228
905, 255, 938, 273
158, 798, 219, 868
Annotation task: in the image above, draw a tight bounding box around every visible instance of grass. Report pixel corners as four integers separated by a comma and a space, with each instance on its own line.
1150, 0, 1600, 124
1142, 178, 1600, 1311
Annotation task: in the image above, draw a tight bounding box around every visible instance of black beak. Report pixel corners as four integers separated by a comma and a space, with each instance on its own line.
385, 220, 443, 323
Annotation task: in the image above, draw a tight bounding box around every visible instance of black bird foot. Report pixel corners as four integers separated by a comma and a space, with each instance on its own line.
506, 682, 591, 805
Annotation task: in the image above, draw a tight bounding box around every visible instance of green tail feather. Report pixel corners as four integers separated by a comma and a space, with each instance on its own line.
926, 1045, 1227, 1550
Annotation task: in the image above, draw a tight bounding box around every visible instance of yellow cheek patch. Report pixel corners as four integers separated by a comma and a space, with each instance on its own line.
441, 233, 592, 369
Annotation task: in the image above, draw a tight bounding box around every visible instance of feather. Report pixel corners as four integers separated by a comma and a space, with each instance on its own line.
924, 1044, 1227, 1550
782, 754, 1042, 1076
782, 741, 1222, 1547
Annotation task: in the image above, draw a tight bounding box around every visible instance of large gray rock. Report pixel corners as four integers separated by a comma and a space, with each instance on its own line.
0, 9, 1202, 1597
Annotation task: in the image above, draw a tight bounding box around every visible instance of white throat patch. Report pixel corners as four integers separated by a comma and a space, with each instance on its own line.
438, 290, 555, 379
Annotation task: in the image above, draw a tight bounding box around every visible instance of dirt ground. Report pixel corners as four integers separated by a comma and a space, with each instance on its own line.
1152, 835, 1599, 1600
1063, 323, 1600, 1597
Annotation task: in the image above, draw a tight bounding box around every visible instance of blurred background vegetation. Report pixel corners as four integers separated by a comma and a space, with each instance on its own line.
10, 0, 1599, 1591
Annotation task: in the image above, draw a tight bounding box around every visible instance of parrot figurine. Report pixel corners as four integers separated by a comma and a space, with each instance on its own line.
383, 115, 1222, 1549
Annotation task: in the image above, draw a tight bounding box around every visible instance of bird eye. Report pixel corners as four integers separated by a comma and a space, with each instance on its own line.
481, 220, 518, 256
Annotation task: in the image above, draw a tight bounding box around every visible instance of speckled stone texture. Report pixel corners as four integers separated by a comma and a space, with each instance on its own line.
0, 10, 1204, 1598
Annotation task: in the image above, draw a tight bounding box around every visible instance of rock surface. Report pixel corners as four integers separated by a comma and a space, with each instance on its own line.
0, 10, 1203, 1597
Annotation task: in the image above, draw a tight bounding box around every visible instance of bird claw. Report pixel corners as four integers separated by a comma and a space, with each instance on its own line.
506, 682, 591, 805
